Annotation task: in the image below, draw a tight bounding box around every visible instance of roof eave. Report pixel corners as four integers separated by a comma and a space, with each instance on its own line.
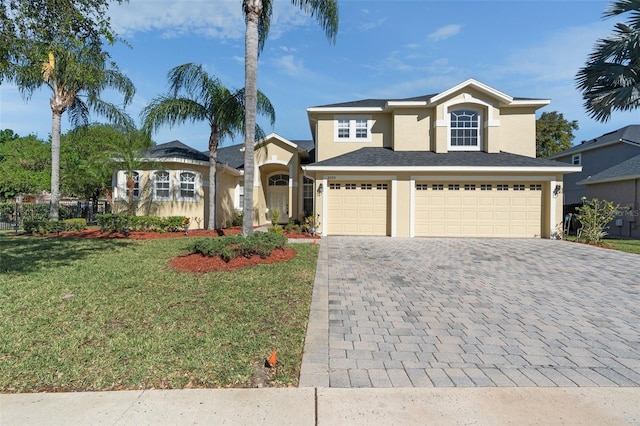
303, 165, 582, 173
578, 174, 640, 185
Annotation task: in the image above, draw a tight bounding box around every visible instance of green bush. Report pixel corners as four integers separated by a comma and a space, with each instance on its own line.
575, 197, 621, 244
231, 214, 243, 227
23, 218, 87, 235
268, 225, 284, 234
97, 214, 187, 233
285, 221, 301, 233
188, 232, 287, 262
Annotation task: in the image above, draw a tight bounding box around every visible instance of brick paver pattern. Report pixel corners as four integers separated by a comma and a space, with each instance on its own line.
326, 237, 640, 387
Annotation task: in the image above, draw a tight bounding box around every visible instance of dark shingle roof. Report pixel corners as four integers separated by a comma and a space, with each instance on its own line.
548, 125, 640, 159
307, 147, 575, 169
145, 140, 209, 162
215, 139, 315, 170
311, 94, 435, 109
579, 153, 640, 185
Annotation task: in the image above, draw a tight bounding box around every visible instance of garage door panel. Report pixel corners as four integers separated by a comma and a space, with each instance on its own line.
327, 181, 388, 236
415, 182, 543, 238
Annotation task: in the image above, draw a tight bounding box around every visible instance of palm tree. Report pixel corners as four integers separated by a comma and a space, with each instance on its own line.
241, 0, 339, 235
141, 63, 275, 230
576, 0, 640, 122
13, 40, 134, 221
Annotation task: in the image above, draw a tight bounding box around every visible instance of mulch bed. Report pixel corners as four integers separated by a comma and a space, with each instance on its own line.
170, 248, 298, 273
13, 226, 317, 272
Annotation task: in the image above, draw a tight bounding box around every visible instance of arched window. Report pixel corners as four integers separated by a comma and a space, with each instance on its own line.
268, 174, 289, 186
450, 109, 481, 150
154, 171, 171, 200
125, 171, 140, 199
180, 172, 196, 199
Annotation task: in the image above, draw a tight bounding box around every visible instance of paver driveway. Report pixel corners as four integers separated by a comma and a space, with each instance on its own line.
300, 237, 640, 388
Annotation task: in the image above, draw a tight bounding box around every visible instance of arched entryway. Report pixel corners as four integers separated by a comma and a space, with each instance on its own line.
267, 173, 289, 223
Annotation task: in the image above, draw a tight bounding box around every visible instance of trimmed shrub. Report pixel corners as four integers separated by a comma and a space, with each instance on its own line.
188, 232, 287, 262
23, 218, 87, 235
231, 214, 243, 227
96, 214, 187, 233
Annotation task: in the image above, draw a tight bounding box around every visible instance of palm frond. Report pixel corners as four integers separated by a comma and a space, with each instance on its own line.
291, 0, 339, 43
140, 96, 209, 134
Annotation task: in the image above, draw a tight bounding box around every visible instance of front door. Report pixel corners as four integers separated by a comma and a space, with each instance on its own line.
267, 174, 289, 223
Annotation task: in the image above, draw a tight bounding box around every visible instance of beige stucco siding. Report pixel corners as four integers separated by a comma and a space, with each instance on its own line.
498, 107, 537, 157
314, 113, 390, 162
392, 109, 432, 151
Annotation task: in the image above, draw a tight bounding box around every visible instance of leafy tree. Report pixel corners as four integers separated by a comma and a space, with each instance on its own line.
576, 197, 622, 244
60, 123, 126, 209
576, 0, 640, 122
536, 111, 579, 157
1, 0, 133, 221
0, 129, 19, 144
241, 0, 339, 235
141, 63, 275, 230
0, 134, 50, 198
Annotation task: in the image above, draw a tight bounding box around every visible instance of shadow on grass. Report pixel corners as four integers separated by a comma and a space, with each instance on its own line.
0, 235, 136, 274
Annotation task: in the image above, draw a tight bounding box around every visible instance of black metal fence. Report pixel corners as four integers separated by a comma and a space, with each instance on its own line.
0, 201, 110, 231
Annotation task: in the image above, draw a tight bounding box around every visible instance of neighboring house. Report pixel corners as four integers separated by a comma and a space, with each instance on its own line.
577, 154, 640, 238
547, 125, 640, 208
547, 125, 640, 238
114, 79, 580, 238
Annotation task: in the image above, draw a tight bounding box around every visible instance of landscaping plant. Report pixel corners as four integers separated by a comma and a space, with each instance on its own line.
575, 197, 621, 244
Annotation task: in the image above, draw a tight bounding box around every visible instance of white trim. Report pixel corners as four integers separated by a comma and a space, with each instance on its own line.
409, 177, 416, 238
152, 170, 172, 201
176, 170, 201, 203
262, 132, 299, 150
391, 179, 397, 237
323, 174, 397, 181
333, 115, 372, 142
307, 106, 383, 113
139, 157, 209, 167
448, 108, 482, 151
430, 79, 513, 104
386, 101, 428, 108
305, 165, 581, 173
550, 180, 557, 238
321, 177, 328, 237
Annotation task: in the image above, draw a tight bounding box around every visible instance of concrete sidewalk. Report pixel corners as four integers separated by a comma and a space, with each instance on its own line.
2, 387, 639, 425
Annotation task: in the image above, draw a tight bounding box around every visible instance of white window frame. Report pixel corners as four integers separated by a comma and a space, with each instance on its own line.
177, 171, 200, 202
153, 171, 172, 201
235, 179, 244, 210
572, 153, 581, 165
302, 177, 314, 216
448, 109, 481, 151
122, 170, 141, 201
334, 115, 372, 142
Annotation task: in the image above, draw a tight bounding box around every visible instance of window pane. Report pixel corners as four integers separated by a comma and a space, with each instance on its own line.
180, 172, 196, 198
338, 119, 350, 138
450, 110, 479, 147
355, 119, 367, 138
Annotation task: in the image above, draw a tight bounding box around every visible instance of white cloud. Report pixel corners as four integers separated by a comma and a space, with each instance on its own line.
428, 24, 461, 42
272, 54, 315, 79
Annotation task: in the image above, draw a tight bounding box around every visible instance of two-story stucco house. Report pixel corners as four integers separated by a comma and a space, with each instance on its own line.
113, 79, 580, 238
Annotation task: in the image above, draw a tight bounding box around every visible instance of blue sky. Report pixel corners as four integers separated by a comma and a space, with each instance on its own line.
1, 0, 638, 152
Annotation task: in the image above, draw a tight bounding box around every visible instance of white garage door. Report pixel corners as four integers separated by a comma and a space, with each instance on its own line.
327, 181, 389, 235
414, 182, 543, 238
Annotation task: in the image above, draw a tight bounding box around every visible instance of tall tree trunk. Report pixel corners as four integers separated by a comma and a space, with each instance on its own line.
49, 110, 62, 221
207, 131, 219, 230
242, 1, 261, 236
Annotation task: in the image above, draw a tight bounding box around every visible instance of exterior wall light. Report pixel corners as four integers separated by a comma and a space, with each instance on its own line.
317, 183, 324, 194
553, 184, 562, 197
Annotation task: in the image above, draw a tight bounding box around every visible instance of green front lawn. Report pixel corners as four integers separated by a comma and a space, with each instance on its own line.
605, 238, 640, 255
0, 234, 318, 392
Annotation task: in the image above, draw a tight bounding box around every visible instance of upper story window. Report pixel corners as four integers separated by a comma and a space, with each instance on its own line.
334, 116, 371, 142
572, 153, 581, 165
449, 109, 481, 151
179, 172, 197, 200
235, 180, 244, 210
125, 171, 140, 199
154, 171, 171, 200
